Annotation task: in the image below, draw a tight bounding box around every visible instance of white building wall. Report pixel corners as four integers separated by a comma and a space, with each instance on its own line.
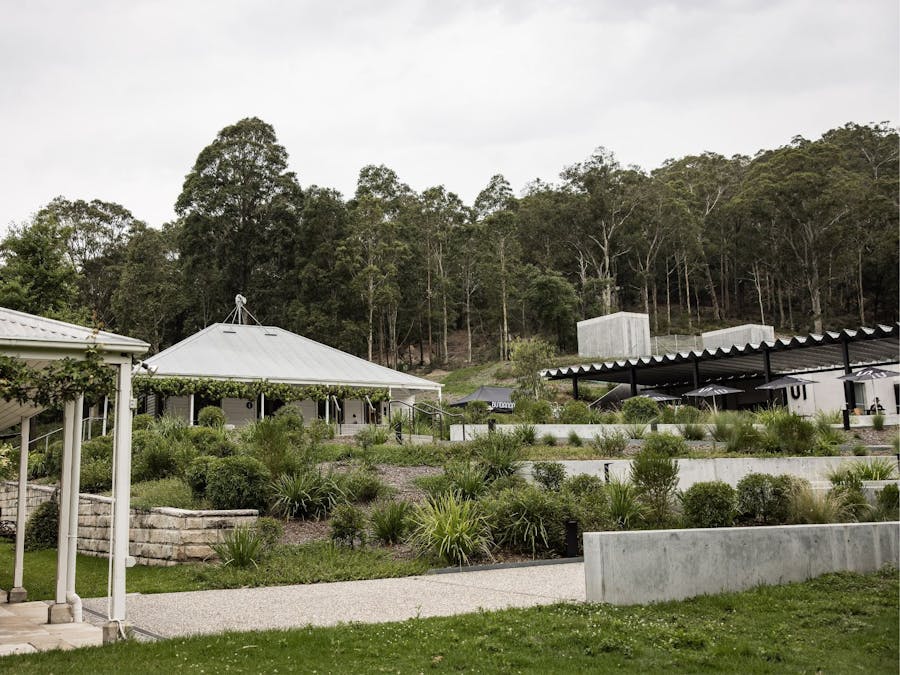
577, 312, 651, 359
342, 399, 366, 425
786, 365, 899, 416
701, 324, 775, 350
222, 397, 258, 426
165, 396, 191, 424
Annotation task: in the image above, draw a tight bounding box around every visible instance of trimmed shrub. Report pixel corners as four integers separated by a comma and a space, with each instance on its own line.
514, 424, 537, 446
515, 399, 553, 424
465, 401, 491, 424
131, 429, 183, 482
270, 470, 345, 519
370, 500, 413, 545
197, 406, 226, 428
561, 474, 606, 501
675, 405, 704, 423
642, 432, 687, 457
679, 423, 706, 441
410, 492, 491, 566
559, 400, 592, 424
735, 472, 794, 525
472, 432, 524, 481
213, 524, 264, 568
132, 413, 155, 431
344, 470, 390, 503
621, 397, 658, 423
186, 426, 238, 457
482, 485, 569, 557
682, 481, 737, 528
876, 483, 899, 520
254, 517, 284, 551
330, 504, 367, 548
630, 448, 679, 527
80, 458, 112, 493
593, 431, 628, 457
532, 461, 566, 491
131, 478, 195, 510
206, 455, 269, 511
185, 455, 221, 499
24, 499, 59, 551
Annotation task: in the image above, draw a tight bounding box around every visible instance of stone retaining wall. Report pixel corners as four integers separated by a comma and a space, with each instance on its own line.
0, 481, 258, 566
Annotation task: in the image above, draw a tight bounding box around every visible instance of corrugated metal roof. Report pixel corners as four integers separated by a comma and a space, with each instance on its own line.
542, 323, 900, 388
0, 307, 149, 352
143, 323, 441, 392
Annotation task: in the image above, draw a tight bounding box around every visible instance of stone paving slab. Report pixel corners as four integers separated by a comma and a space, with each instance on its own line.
0, 600, 103, 654
82, 562, 586, 639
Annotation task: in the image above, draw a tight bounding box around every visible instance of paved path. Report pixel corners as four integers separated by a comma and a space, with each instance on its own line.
83, 562, 585, 639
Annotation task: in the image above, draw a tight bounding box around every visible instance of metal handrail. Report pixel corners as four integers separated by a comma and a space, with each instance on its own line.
21, 416, 106, 453
386, 399, 465, 442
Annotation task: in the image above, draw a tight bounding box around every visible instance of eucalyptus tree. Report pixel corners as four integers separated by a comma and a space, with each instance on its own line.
175, 117, 303, 328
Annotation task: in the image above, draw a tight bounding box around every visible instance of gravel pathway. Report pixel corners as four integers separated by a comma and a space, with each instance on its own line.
82, 562, 585, 639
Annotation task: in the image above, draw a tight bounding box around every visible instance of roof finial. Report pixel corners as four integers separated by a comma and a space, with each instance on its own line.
224, 294, 261, 325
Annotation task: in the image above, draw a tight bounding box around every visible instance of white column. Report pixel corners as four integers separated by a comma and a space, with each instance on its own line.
102, 396, 109, 436
188, 393, 195, 426
109, 363, 133, 626
260, 392, 265, 420
325, 398, 330, 424
66, 394, 84, 622
10, 416, 29, 602
55, 400, 76, 607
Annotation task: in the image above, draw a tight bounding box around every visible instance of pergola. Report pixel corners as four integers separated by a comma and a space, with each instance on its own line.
0, 307, 148, 640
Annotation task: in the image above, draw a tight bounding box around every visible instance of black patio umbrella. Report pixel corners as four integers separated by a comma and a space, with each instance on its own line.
683, 384, 744, 413
637, 390, 682, 403
756, 374, 818, 390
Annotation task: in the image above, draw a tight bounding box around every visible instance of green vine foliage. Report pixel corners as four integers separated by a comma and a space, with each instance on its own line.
132, 376, 390, 404
0, 348, 116, 407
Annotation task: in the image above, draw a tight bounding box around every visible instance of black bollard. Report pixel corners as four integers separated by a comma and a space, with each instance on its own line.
603, 462, 611, 484
488, 418, 496, 433
395, 420, 403, 444
565, 520, 579, 558
842, 408, 851, 431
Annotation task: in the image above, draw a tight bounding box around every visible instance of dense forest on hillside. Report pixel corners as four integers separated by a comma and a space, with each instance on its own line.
1, 119, 896, 366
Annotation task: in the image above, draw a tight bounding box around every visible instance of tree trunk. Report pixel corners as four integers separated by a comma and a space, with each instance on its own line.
857, 247, 865, 326
500, 240, 509, 359
683, 255, 693, 331
465, 293, 473, 364
366, 277, 375, 362
425, 260, 433, 364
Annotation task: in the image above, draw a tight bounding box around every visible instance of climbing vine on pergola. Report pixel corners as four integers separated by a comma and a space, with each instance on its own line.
131, 376, 391, 404
0, 348, 115, 407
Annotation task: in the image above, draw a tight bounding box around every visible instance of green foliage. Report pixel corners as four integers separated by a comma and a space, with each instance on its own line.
80, 457, 112, 493
270, 470, 345, 519
876, 484, 899, 520
343, 470, 390, 503
829, 458, 897, 482
532, 461, 566, 491
679, 423, 706, 441
642, 431, 687, 457
682, 481, 737, 528
132, 413, 155, 431
724, 416, 763, 453
621, 397, 658, 423
131, 429, 184, 483
567, 430, 582, 447
369, 500, 412, 545
24, 500, 59, 551
482, 485, 569, 557
464, 401, 491, 423
355, 425, 389, 451
606, 479, 645, 530
413, 473, 453, 501
131, 478, 196, 510
184, 455, 220, 499
561, 473, 606, 501
762, 410, 817, 455
197, 406, 226, 428
788, 484, 858, 524
540, 433, 557, 446
872, 412, 885, 431
213, 525, 265, 568
630, 448, 679, 527
253, 517, 284, 552
472, 431, 524, 481
592, 431, 628, 457
708, 411, 739, 442
514, 398, 553, 424
185, 426, 238, 457
513, 424, 537, 445
410, 492, 491, 566
509, 337, 555, 400
444, 461, 489, 500
627, 424, 647, 440
559, 400, 592, 424
330, 504, 367, 548
206, 455, 270, 511
735, 473, 796, 525
243, 416, 305, 477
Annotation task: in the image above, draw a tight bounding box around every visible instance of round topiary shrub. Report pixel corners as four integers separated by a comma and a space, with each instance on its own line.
559, 400, 592, 424
131, 429, 181, 483
185, 455, 222, 499
621, 397, 659, 423
682, 481, 737, 528
197, 406, 226, 428
25, 499, 59, 551
132, 413, 155, 431
642, 432, 688, 457
205, 455, 269, 511
736, 472, 795, 525
186, 426, 238, 457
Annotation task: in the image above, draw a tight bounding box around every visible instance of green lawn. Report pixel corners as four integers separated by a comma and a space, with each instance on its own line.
0, 541, 427, 600
4, 570, 897, 673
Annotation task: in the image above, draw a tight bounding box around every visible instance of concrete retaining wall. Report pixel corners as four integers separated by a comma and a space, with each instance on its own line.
0, 482, 257, 566
584, 522, 899, 605
451, 423, 687, 442
525, 456, 899, 490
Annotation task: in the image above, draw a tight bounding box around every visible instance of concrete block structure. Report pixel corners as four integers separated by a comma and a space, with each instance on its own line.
577, 312, 650, 359
701, 324, 774, 350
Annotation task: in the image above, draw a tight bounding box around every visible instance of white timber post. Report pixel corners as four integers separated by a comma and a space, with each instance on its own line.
50, 399, 76, 623
107, 362, 134, 641
66, 394, 84, 622
102, 395, 109, 436
260, 392, 266, 420
9, 416, 30, 602
325, 397, 330, 424
188, 393, 195, 426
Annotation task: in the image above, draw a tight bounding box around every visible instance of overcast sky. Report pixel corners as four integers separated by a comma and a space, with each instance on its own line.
1, 0, 897, 231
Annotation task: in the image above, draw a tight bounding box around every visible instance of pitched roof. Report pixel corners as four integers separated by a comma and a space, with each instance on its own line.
450, 386, 513, 406
0, 307, 149, 353
143, 323, 441, 392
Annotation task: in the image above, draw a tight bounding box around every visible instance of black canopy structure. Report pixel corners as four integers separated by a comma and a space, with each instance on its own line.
684, 384, 744, 412
756, 375, 818, 390
839, 366, 898, 413
637, 390, 682, 402
449, 386, 515, 413
543, 323, 899, 412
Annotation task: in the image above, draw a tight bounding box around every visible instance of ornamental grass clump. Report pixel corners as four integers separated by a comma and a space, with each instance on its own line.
606, 479, 644, 530
213, 524, 265, 568
270, 470, 345, 520
482, 485, 568, 557
369, 500, 413, 545
409, 492, 491, 566
679, 423, 706, 441
724, 416, 762, 453
472, 431, 524, 481
762, 410, 817, 455
593, 431, 628, 457
444, 461, 489, 500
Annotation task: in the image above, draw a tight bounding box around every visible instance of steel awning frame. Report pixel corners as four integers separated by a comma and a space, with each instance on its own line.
542, 323, 900, 389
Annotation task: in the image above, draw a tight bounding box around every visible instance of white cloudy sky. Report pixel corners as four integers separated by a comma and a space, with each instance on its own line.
1, 0, 897, 230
